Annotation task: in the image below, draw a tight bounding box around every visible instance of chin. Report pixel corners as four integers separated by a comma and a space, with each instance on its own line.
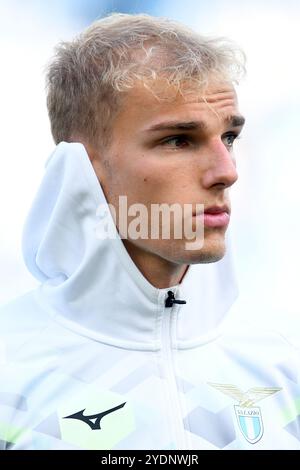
169, 234, 227, 265
188, 247, 226, 264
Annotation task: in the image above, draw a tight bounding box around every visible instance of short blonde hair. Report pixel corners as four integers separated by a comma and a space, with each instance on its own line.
45, 13, 245, 148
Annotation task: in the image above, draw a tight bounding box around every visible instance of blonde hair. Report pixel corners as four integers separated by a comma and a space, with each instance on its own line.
45, 13, 245, 148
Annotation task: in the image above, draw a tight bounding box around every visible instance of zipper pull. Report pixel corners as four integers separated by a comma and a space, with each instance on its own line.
165, 290, 187, 308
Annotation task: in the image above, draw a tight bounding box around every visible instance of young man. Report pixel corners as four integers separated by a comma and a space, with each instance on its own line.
0, 13, 299, 450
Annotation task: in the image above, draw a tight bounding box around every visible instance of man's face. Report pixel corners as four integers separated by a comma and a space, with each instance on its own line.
93, 79, 244, 265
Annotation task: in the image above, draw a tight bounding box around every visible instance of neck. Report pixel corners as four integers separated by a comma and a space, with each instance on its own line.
122, 239, 189, 288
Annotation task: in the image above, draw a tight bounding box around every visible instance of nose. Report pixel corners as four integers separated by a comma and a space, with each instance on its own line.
201, 139, 238, 189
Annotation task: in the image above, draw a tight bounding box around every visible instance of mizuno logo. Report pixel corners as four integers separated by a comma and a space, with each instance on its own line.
63, 402, 126, 430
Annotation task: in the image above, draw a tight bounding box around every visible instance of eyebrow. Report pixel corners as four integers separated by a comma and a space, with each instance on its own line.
145, 114, 245, 132
225, 115, 246, 127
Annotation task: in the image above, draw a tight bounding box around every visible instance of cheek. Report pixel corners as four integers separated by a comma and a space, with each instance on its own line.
143, 159, 199, 194
108, 150, 200, 204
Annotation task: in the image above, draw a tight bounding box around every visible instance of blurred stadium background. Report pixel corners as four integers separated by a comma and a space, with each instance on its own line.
0, 0, 299, 341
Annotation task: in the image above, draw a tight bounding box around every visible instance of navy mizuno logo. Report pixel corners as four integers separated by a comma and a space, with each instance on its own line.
63, 402, 126, 430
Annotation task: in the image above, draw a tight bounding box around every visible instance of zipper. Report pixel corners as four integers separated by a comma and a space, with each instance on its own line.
165, 290, 187, 308
160, 289, 187, 449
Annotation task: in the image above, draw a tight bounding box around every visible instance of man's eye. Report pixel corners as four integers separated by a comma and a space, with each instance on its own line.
161, 136, 189, 148
223, 132, 240, 148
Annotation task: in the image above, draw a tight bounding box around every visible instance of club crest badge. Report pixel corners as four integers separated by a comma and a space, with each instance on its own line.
208, 383, 282, 444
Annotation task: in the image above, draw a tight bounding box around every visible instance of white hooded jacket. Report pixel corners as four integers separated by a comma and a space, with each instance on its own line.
0, 142, 299, 450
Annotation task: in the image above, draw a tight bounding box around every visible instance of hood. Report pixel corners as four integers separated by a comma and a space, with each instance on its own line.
22, 142, 238, 350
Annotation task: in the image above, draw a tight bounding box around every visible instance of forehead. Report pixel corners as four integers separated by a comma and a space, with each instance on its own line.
115, 80, 240, 132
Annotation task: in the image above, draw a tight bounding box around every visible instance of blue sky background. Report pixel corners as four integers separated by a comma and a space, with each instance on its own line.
0, 0, 299, 340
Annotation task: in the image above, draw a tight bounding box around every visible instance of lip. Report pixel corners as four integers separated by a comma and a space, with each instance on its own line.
205, 205, 230, 215
193, 205, 230, 228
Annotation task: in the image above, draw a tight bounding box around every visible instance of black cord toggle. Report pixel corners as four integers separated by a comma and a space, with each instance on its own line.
165, 290, 187, 308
